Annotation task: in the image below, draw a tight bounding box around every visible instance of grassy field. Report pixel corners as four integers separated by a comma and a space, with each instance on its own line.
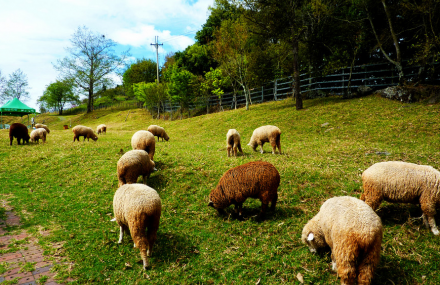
1, 95, 440, 284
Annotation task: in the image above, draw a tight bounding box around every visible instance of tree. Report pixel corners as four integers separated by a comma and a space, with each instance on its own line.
201, 67, 230, 112
122, 58, 157, 98
54, 26, 130, 113
133, 81, 168, 119
1, 69, 30, 102
38, 79, 79, 115
165, 64, 195, 119
0, 70, 6, 102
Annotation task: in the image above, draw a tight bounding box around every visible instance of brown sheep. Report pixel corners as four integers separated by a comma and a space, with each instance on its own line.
361, 161, 440, 235
34, 123, 50, 134
72, 125, 98, 142
302, 196, 383, 285
30, 128, 47, 143
247, 125, 281, 154
112, 183, 161, 269
147, 125, 169, 142
97, 124, 107, 134
226, 129, 243, 157
117, 150, 157, 187
9, 123, 30, 146
131, 130, 155, 161
208, 161, 280, 220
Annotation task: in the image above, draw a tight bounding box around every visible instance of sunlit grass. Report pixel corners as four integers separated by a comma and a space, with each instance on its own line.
1, 95, 440, 284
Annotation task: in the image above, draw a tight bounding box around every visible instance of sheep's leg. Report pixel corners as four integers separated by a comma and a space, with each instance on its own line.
421, 202, 439, 235
270, 193, 278, 211
233, 146, 237, 157
227, 146, 231, 157
331, 253, 337, 271
118, 226, 124, 243
270, 140, 277, 154
427, 215, 439, 235
259, 144, 264, 154
129, 220, 149, 269
276, 140, 282, 154
259, 203, 268, 221
357, 241, 381, 285
234, 203, 243, 219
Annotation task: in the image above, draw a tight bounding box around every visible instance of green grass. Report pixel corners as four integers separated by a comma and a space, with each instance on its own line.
1, 95, 440, 284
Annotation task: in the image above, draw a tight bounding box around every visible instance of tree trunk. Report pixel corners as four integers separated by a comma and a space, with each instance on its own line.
87, 88, 93, 113
292, 36, 303, 110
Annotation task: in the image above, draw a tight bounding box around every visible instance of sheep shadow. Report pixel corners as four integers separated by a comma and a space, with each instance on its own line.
144, 160, 169, 191
376, 203, 424, 226
211, 204, 303, 223
372, 255, 420, 284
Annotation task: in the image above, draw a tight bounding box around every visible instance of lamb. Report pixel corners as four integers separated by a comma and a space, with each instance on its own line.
302, 196, 383, 285
117, 150, 157, 187
226, 129, 243, 157
72, 125, 98, 142
361, 161, 440, 235
247, 125, 281, 154
208, 161, 280, 220
34, 123, 50, 134
112, 183, 161, 269
97, 124, 107, 135
30, 128, 47, 143
9, 123, 30, 146
147, 125, 169, 142
131, 130, 155, 161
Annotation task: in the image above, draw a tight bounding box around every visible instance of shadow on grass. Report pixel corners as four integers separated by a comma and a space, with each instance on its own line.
373, 255, 420, 285
153, 231, 199, 269
376, 203, 423, 226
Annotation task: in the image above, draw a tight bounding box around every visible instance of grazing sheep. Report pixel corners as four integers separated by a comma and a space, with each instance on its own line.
226, 129, 243, 157
131, 130, 155, 161
117, 150, 157, 187
9, 123, 30, 146
34, 123, 50, 134
30, 128, 47, 143
208, 161, 280, 220
72, 125, 98, 142
112, 183, 161, 269
247, 125, 281, 154
97, 124, 107, 135
361, 161, 440, 235
147, 125, 169, 142
302, 196, 382, 285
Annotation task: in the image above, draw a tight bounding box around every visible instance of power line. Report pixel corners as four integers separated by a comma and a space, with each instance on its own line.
150, 36, 163, 85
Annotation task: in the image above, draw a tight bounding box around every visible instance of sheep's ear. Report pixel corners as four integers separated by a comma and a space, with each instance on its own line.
208, 201, 214, 207
307, 232, 314, 241
110, 218, 116, 222
153, 167, 158, 171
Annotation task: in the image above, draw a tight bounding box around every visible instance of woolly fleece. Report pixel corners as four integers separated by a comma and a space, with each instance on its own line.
72, 125, 98, 142
117, 150, 156, 187
131, 130, 156, 161
226, 129, 243, 157
97, 124, 107, 134
247, 125, 281, 154
30, 128, 47, 143
147, 125, 169, 142
35, 123, 50, 134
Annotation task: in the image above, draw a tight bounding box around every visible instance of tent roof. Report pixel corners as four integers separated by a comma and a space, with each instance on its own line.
0, 98, 36, 116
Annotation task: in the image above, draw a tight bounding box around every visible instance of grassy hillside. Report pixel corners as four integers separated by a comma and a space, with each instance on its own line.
1, 95, 439, 284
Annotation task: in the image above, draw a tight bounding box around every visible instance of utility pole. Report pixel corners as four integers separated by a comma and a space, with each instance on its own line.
150, 36, 163, 85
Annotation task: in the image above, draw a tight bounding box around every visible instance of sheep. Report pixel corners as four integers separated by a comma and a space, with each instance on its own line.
302, 196, 383, 285
72, 125, 98, 142
131, 130, 155, 161
112, 183, 161, 269
226, 129, 243, 157
97, 124, 107, 135
9, 123, 30, 146
247, 125, 281, 154
361, 161, 440, 235
208, 161, 280, 220
117, 150, 157, 187
34, 123, 50, 134
147, 125, 169, 142
30, 128, 47, 143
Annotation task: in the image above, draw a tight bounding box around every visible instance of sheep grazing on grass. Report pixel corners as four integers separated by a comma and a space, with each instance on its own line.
361, 161, 440, 235
208, 161, 280, 220
97, 124, 107, 134
112, 183, 161, 270
9, 123, 30, 146
72, 125, 98, 142
131, 130, 155, 161
117, 150, 157, 187
226, 129, 243, 157
302, 196, 383, 285
34, 123, 50, 134
248, 125, 281, 154
30, 128, 47, 143
147, 125, 169, 142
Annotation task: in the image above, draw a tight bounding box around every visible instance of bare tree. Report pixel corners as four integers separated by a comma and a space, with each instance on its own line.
54, 26, 130, 113
1, 69, 30, 102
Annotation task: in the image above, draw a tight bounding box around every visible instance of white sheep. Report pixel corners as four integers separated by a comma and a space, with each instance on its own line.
117, 150, 157, 187
35, 123, 50, 134
97, 124, 107, 134
147, 125, 169, 142
361, 161, 440, 235
112, 183, 161, 269
302, 196, 382, 285
30, 128, 47, 143
131, 130, 155, 161
72, 125, 98, 142
226, 129, 243, 157
247, 125, 281, 154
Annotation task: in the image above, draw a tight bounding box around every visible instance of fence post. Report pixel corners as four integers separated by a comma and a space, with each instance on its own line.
261, 86, 264, 102
274, 79, 278, 101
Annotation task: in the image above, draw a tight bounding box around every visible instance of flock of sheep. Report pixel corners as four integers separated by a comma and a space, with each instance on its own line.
7, 121, 440, 284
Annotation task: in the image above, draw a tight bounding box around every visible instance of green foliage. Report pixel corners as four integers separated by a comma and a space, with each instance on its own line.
19, 262, 36, 273
1, 69, 30, 103
122, 58, 158, 98
38, 79, 79, 115
133, 81, 168, 117
166, 64, 196, 116
174, 44, 216, 76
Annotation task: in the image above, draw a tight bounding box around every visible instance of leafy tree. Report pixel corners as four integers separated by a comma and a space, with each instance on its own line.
165, 64, 195, 119
133, 81, 168, 119
38, 79, 79, 115
94, 85, 127, 106
54, 26, 129, 113
174, 43, 217, 76
0, 70, 6, 98
1, 69, 30, 102
122, 58, 157, 98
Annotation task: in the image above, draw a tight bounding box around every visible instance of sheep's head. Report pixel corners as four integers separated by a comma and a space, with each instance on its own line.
247, 141, 257, 151
208, 188, 228, 210
92, 135, 98, 141
164, 133, 170, 141
301, 219, 326, 253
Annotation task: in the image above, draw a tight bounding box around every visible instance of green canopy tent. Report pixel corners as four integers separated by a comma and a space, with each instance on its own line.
0, 98, 36, 128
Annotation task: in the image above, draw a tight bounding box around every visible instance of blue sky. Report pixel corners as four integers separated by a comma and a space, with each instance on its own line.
0, 0, 214, 109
